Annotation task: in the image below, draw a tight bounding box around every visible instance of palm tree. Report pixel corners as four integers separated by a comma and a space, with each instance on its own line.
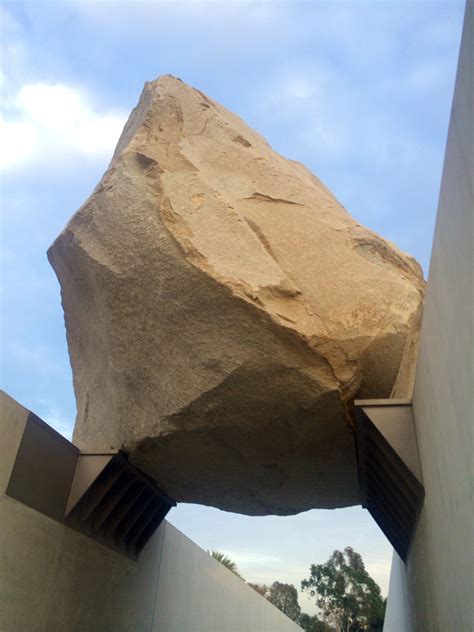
208, 550, 243, 579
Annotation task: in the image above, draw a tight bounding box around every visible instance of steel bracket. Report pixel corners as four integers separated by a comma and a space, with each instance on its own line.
354, 399, 424, 562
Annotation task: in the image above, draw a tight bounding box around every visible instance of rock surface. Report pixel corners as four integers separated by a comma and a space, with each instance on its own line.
48, 75, 425, 515
390, 303, 424, 399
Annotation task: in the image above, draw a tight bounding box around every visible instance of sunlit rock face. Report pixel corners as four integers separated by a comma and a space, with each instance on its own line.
48, 76, 425, 515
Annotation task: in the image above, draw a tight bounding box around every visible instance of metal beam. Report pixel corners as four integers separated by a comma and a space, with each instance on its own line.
354, 399, 424, 562
6, 412, 176, 558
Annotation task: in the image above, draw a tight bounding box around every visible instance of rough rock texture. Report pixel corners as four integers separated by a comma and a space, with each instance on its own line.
390, 302, 424, 398
48, 76, 425, 515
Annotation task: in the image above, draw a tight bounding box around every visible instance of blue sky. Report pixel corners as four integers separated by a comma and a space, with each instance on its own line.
0, 0, 465, 610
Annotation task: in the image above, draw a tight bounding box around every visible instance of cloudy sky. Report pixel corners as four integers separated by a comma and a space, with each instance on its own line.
1, 0, 465, 613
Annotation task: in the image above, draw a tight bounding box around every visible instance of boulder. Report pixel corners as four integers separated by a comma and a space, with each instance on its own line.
48, 75, 424, 515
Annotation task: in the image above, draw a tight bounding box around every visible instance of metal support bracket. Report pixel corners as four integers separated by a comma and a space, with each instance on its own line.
354, 399, 425, 562
65, 451, 176, 558
6, 412, 176, 558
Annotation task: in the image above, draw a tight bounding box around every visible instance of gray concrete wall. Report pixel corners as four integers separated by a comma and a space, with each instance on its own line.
382, 552, 410, 632
385, 3, 473, 630
0, 391, 301, 632
153, 521, 302, 632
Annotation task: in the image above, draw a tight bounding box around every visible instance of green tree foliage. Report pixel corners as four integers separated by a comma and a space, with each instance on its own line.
250, 582, 331, 630
268, 582, 302, 623
301, 547, 385, 632
299, 613, 334, 632
248, 582, 268, 598
208, 550, 243, 579
248, 582, 301, 624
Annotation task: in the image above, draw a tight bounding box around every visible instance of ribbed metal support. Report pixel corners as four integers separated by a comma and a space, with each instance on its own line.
354, 399, 424, 562
65, 452, 176, 557
6, 412, 176, 558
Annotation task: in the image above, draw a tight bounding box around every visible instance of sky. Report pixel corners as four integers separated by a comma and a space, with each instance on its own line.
0, 0, 465, 615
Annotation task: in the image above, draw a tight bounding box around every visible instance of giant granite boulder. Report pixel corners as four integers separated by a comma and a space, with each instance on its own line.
48, 76, 424, 515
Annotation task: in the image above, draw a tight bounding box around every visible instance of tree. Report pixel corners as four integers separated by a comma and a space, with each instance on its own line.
248, 583, 268, 598
299, 613, 334, 632
248, 580, 336, 630
268, 582, 302, 623
301, 547, 385, 632
248, 581, 301, 624
208, 550, 243, 579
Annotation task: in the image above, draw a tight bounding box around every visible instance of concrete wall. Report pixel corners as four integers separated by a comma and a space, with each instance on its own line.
383, 552, 410, 632
0, 391, 301, 632
153, 522, 302, 632
385, 3, 473, 630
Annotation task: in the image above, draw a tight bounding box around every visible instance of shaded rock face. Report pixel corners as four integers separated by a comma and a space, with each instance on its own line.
48, 75, 425, 515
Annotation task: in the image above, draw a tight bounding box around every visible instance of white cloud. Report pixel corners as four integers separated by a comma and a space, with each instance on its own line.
0, 82, 127, 170
254, 62, 352, 160
284, 75, 317, 101
226, 551, 283, 566
0, 117, 35, 170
